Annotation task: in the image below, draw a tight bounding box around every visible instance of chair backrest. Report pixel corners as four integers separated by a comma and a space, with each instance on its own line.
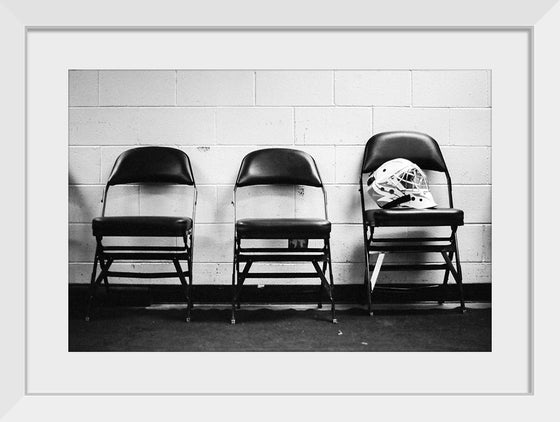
361, 131, 448, 174
236, 148, 323, 188
360, 131, 455, 209
107, 146, 195, 186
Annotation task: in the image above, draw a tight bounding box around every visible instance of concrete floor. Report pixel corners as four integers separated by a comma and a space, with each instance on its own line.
69, 302, 491, 352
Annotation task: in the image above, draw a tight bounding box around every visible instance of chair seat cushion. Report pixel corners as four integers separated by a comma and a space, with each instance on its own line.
236, 218, 331, 238
92, 216, 192, 237
365, 208, 464, 227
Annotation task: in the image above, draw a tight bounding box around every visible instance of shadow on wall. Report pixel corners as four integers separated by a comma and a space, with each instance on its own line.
68, 172, 88, 254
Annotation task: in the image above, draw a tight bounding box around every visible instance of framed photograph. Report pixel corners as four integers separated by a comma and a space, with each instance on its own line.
1, 0, 556, 419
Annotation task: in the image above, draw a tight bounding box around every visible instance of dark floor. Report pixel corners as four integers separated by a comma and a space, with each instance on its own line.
69, 303, 491, 352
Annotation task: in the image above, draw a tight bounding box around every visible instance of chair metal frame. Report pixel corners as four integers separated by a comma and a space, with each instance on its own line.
231, 150, 336, 325
359, 134, 465, 316
85, 148, 197, 322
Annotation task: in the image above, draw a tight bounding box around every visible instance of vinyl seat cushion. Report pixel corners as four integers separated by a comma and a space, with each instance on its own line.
236, 218, 331, 238
365, 208, 464, 227
92, 216, 192, 237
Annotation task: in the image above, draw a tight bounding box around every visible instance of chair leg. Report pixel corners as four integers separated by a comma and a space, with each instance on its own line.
364, 265, 372, 315
312, 260, 336, 324
317, 260, 327, 309
85, 253, 99, 322
187, 235, 194, 315
173, 258, 191, 323
325, 240, 337, 324
85, 254, 111, 321
363, 226, 372, 316
100, 258, 112, 295
231, 240, 238, 325
454, 237, 466, 313
441, 247, 466, 313
187, 259, 193, 315
101, 260, 109, 295
235, 261, 252, 309
439, 251, 454, 304
314, 239, 336, 323
235, 251, 240, 310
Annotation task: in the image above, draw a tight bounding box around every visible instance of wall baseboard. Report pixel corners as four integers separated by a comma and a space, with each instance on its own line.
69, 283, 491, 309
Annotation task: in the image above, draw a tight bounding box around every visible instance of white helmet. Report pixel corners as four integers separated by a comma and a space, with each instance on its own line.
366, 158, 437, 209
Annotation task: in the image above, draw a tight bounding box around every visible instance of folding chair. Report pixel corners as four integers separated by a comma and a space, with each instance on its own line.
231, 148, 336, 324
85, 146, 197, 322
359, 131, 465, 315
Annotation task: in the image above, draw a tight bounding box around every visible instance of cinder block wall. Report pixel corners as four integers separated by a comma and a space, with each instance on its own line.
69, 70, 491, 286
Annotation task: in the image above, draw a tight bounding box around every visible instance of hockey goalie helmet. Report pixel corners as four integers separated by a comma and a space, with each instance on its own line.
366, 158, 436, 209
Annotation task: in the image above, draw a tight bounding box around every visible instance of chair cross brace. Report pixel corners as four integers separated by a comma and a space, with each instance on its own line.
231, 242, 336, 325
85, 234, 194, 322
364, 226, 465, 315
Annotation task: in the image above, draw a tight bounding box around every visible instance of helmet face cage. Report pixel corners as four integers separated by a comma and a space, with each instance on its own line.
395, 166, 428, 191
366, 158, 437, 209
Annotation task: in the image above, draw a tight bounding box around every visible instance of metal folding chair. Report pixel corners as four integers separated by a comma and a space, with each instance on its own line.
85, 146, 197, 322
359, 131, 466, 315
231, 148, 336, 324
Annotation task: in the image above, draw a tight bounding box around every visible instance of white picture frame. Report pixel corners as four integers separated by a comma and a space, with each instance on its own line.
1, 0, 557, 419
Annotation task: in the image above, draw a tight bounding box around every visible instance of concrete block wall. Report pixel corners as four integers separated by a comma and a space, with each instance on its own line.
69, 70, 491, 286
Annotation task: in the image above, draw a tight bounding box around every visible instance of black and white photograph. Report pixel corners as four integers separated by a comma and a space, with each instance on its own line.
5, 0, 552, 416
68, 69, 492, 352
